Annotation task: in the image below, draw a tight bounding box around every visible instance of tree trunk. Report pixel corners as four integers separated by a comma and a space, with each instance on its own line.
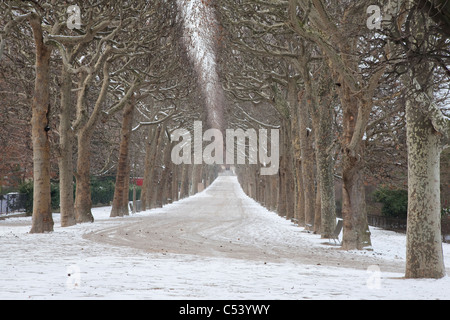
73, 63, 111, 223
291, 104, 305, 226
295, 159, 305, 226
299, 56, 337, 236
123, 161, 131, 215
29, 14, 54, 234
315, 106, 337, 239
285, 124, 295, 221
277, 125, 287, 217
180, 164, 190, 199
132, 180, 137, 213
111, 101, 134, 217
405, 89, 446, 279
271, 174, 279, 212
74, 128, 94, 223
341, 149, 370, 250
140, 126, 154, 210
341, 85, 371, 250
314, 179, 322, 234
141, 125, 163, 210
171, 162, 179, 202
58, 65, 76, 227
191, 164, 203, 195
159, 139, 174, 206
151, 124, 165, 209
298, 100, 315, 230
393, 8, 448, 279
149, 125, 165, 208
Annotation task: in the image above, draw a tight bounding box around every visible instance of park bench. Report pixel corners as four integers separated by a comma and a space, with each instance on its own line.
332, 219, 344, 245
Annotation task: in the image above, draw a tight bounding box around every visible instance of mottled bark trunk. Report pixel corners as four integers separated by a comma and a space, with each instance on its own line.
315, 106, 337, 239
405, 90, 446, 279
397, 10, 448, 279
111, 101, 134, 217
29, 14, 54, 234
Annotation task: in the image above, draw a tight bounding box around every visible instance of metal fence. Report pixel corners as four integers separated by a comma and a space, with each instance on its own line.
367, 214, 407, 231
0, 193, 27, 215
368, 214, 450, 243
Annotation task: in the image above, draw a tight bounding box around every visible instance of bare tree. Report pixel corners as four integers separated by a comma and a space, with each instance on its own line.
1, 3, 56, 233
216, 1, 340, 237
382, 0, 449, 278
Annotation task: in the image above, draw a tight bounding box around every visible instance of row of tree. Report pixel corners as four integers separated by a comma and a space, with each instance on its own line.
213, 0, 449, 279
0, 1, 215, 231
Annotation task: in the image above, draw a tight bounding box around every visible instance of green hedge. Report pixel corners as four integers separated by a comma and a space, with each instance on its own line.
90, 177, 115, 206
373, 186, 408, 219
19, 177, 141, 214
19, 181, 60, 215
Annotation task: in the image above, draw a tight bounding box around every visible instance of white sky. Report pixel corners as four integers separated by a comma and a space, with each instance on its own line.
178, 0, 224, 130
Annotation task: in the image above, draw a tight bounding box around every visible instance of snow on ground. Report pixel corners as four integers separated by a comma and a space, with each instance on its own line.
0, 177, 449, 300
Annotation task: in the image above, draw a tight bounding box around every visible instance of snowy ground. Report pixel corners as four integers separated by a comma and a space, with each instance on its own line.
0, 176, 449, 300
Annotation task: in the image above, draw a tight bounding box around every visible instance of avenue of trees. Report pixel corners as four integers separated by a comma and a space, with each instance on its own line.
214, 0, 449, 278
0, 0, 449, 279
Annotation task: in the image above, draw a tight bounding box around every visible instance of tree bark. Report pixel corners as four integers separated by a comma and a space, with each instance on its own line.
291, 102, 305, 226
141, 125, 163, 210
171, 161, 179, 202
111, 100, 134, 217
315, 103, 337, 238
140, 126, 154, 210
179, 164, 190, 199
403, 57, 447, 278
58, 64, 76, 227
405, 98, 446, 278
277, 123, 287, 217
298, 98, 316, 230
314, 179, 322, 234
295, 158, 305, 226
74, 128, 95, 223
159, 138, 174, 207
73, 61, 111, 223
123, 161, 131, 215
285, 123, 295, 221
340, 84, 371, 250
191, 164, 203, 195
29, 14, 54, 234
149, 125, 165, 208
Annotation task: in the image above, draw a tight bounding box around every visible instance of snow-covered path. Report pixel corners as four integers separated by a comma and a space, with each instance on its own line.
1, 176, 450, 300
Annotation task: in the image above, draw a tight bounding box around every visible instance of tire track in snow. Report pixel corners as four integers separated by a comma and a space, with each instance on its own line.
85, 176, 404, 272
